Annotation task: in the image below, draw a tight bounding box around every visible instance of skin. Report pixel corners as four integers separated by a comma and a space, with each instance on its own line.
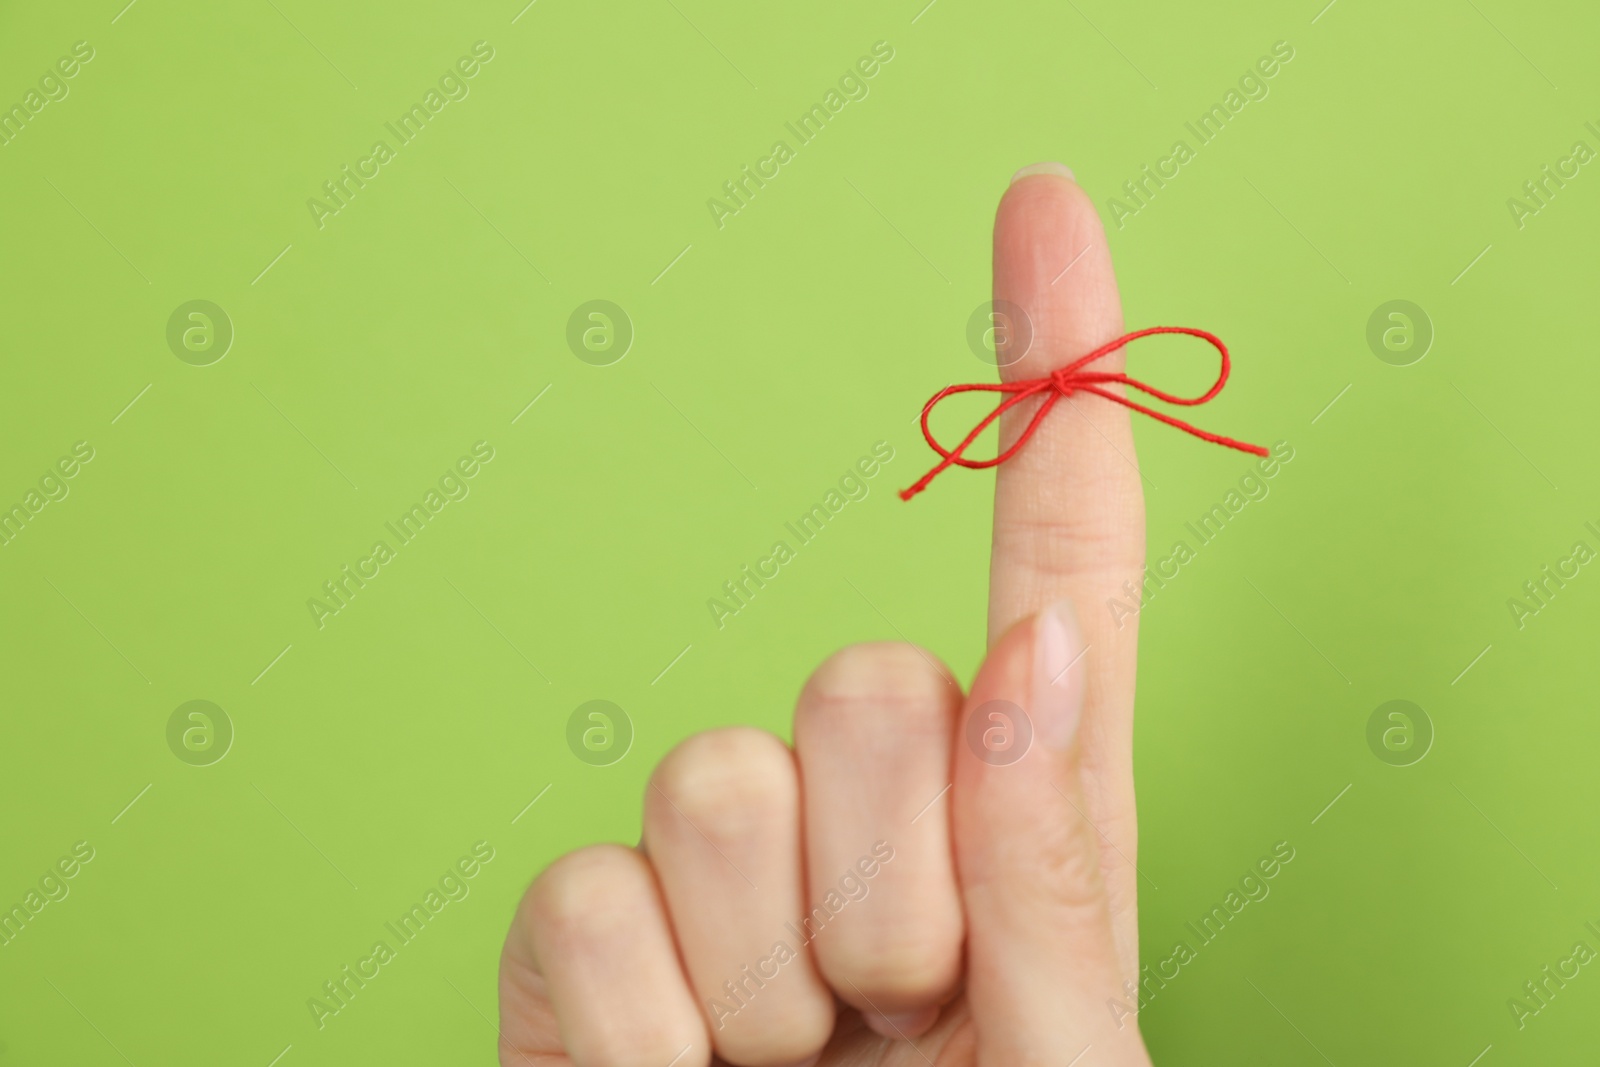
498, 164, 1153, 1067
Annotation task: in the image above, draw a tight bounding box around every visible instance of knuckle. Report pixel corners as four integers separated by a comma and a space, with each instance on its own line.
1024, 809, 1108, 912
527, 843, 643, 938
798, 642, 957, 737
572, 1021, 703, 1067
822, 927, 961, 1005
991, 512, 1146, 580
715, 1010, 833, 1067
965, 802, 1107, 917
649, 727, 795, 840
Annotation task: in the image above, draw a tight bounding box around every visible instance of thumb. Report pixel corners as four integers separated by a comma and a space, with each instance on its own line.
952, 599, 1150, 1066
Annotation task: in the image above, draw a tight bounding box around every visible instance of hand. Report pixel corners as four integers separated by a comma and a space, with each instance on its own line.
497, 163, 1152, 1067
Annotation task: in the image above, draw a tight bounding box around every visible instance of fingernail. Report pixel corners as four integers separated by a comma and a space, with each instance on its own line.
1033, 600, 1086, 751
862, 1006, 940, 1039
1011, 161, 1075, 184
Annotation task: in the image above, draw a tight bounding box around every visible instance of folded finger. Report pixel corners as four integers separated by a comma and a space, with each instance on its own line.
643, 728, 834, 1067
792, 643, 964, 1037
512, 844, 709, 1067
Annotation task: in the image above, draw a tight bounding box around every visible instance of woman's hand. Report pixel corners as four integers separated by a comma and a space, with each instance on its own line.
498, 163, 1152, 1067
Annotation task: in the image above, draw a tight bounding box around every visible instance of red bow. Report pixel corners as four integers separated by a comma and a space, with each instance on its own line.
901, 326, 1267, 501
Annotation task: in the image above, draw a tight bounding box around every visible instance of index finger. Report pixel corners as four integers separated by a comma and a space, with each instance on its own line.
988, 164, 1144, 643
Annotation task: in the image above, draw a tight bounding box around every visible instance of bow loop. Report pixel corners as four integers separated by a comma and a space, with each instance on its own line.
900, 326, 1267, 501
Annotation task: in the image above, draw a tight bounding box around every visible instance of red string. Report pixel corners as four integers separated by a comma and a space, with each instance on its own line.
900, 326, 1267, 502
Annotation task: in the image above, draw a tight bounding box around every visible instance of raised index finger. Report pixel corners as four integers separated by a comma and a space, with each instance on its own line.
988, 164, 1144, 644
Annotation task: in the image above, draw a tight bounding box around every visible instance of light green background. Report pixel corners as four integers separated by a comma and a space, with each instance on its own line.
2, 0, 1596, 1063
